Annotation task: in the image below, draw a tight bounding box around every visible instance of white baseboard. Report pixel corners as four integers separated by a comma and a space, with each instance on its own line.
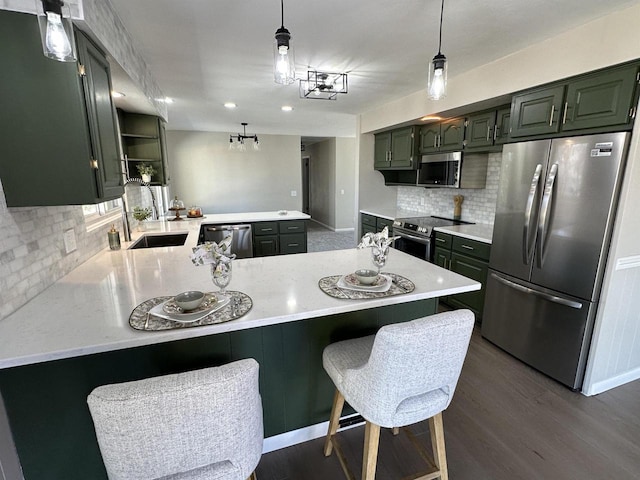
582, 366, 640, 396
263, 421, 329, 453
263, 414, 362, 453
334, 227, 355, 233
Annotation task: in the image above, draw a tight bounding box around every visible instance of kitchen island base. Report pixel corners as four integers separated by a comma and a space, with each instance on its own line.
0, 299, 436, 479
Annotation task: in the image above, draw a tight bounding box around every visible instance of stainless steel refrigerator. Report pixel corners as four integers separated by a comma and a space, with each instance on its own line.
481, 132, 630, 390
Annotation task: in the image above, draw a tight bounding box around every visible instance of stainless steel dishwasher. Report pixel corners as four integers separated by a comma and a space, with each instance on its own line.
201, 224, 253, 258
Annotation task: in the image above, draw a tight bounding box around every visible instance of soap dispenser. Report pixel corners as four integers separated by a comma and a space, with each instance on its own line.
108, 224, 121, 250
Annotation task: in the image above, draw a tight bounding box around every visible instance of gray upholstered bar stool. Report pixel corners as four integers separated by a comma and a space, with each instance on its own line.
87, 358, 263, 480
322, 309, 474, 480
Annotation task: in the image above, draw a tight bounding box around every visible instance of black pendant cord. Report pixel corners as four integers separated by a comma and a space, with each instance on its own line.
280, 0, 285, 28
437, 0, 445, 55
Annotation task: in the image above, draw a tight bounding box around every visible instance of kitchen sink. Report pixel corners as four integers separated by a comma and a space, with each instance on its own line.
128, 233, 188, 249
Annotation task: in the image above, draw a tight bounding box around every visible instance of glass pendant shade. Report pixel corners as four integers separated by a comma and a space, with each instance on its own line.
428, 53, 447, 100
35, 0, 76, 62
273, 27, 296, 85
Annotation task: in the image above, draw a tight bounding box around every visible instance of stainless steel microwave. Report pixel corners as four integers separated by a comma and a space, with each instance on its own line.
417, 151, 488, 189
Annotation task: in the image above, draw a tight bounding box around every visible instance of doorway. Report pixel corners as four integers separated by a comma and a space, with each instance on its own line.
301, 156, 310, 214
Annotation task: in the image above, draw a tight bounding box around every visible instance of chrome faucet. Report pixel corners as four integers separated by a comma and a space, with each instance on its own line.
121, 178, 159, 241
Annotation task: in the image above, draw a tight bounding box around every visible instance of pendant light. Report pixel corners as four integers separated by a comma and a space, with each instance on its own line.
273, 0, 296, 85
428, 0, 447, 100
35, 0, 76, 62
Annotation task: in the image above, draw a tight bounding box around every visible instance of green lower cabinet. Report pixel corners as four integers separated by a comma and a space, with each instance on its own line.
253, 220, 307, 256
448, 252, 489, 318
433, 246, 451, 270
0, 300, 436, 479
435, 232, 490, 321
280, 233, 306, 254
254, 235, 279, 256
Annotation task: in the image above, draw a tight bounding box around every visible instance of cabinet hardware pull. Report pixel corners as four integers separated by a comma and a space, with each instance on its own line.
549, 104, 555, 126
630, 107, 637, 119
433, 136, 438, 148
562, 102, 569, 124
90, 159, 98, 169
493, 125, 498, 141
486, 125, 491, 141
262, 228, 273, 232
288, 243, 299, 247
461, 244, 474, 250
435, 237, 446, 243
78, 64, 86, 77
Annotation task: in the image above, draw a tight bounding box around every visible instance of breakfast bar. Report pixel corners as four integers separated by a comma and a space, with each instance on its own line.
0, 222, 479, 479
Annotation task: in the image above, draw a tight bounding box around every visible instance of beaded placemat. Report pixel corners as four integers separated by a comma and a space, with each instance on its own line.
318, 273, 415, 300
129, 291, 252, 331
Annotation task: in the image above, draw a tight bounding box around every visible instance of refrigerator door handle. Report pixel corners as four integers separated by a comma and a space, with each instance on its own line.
523, 164, 543, 264
491, 273, 583, 309
537, 163, 558, 268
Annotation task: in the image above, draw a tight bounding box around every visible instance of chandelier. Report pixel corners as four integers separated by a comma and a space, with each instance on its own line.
229, 123, 259, 151
299, 71, 348, 100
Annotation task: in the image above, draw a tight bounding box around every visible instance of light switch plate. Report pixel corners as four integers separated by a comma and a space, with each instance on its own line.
290, 190, 297, 197
63, 229, 77, 254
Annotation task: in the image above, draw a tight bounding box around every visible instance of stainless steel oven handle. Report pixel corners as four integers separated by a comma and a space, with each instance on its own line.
395, 231, 431, 246
523, 164, 543, 265
491, 273, 583, 309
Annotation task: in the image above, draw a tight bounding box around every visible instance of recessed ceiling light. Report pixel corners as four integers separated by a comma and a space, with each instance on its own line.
224, 102, 237, 109
156, 97, 174, 104
111, 91, 125, 98
281, 105, 293, 112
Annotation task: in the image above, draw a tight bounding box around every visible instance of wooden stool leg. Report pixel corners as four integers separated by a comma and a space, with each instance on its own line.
428, 412, 448, 480
392, 427, 400, 436
247, 472, 257, 480
362, 421, 381, 480
324, 389, 345, 456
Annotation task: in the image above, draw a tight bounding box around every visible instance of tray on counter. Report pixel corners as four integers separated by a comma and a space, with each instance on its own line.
129, 291, 252, 331
318, 272, 415, 300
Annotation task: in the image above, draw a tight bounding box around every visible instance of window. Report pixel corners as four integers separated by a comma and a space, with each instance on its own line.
83, 199, 123, 230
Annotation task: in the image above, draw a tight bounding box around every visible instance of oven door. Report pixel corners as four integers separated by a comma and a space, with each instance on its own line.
393, 228, 432, 262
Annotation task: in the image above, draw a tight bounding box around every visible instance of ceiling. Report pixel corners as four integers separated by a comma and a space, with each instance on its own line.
107, 0, 638, 138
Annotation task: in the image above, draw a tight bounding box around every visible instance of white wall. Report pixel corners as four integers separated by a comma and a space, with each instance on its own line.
356, 3, 640, 394
166, 131, 302, 214
335, 138, 356, 231
360, 4, 640, 134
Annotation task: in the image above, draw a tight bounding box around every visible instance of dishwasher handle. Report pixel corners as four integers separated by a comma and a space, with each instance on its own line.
205, 224, 252, 232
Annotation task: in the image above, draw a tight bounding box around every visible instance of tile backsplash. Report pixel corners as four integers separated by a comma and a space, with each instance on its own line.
397, 152, 502, 225
0, 180, 115, 321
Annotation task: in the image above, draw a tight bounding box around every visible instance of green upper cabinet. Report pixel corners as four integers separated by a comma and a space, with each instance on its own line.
510, 63, 639, 138
373, 132, 392, 169
374, 127, 418, 170
464, 111, 497, 149
419, 118, 465, 154
494, 106, 512, 145
119, 111, 170, 185
510, 85, 565, 138
562, 64, 638, 131
0, 10, 123, 207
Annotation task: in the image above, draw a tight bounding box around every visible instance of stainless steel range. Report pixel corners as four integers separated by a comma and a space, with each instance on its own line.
392, 216, 473, 262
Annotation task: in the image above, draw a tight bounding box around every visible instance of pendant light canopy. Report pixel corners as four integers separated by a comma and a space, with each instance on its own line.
35, 0, 76, 62
273, 0, 296, 85
428, 0, 447, 100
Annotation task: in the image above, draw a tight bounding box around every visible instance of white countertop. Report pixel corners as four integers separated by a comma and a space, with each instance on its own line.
197, 210, 310, 223
0, 217, 479, 369
434, 223, 494, 244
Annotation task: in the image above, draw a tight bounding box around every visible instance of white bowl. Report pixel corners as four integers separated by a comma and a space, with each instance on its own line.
174, 291, 205, 311
354, 269, 379, 285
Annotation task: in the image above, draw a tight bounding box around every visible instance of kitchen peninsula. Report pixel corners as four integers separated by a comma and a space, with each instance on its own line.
0, 215, 479, 479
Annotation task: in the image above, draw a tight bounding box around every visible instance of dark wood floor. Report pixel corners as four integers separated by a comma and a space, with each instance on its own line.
255, 328, 640, 480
